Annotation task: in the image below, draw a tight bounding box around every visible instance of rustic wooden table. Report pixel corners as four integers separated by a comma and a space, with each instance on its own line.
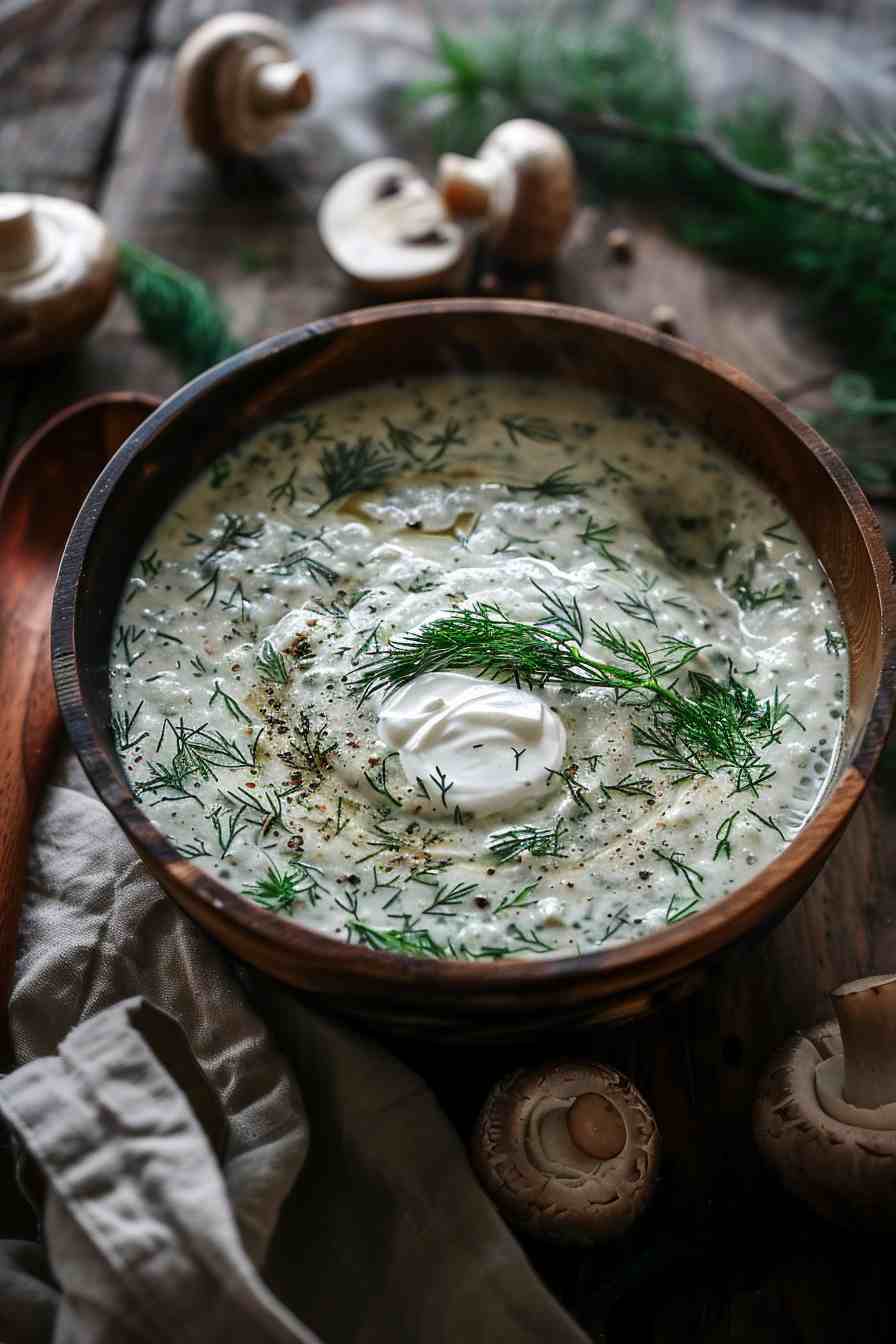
2, 2, 894, 1338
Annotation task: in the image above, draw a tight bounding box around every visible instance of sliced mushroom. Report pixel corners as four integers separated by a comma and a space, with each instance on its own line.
472, 1060, 659, 1245
317, 159, 471, 299
0, 193, 117, 365
754, 974, 896, 1224
438, 118, 576, 266
175, 12, 313, 157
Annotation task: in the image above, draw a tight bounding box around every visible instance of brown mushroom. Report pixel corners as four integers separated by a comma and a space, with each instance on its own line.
754, 974, 896, 1224
472, 1060, 659, 1245
175, 12, 313, 158
0, 193, 117, 365
438, 118, 576, 266
317, 158, 470, 299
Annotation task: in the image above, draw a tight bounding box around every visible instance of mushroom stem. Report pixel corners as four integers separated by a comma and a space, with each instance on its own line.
438, 153, 513, 222
250, 61, 313, 115
831, 974, 896, 1109
0, 196, 45, 274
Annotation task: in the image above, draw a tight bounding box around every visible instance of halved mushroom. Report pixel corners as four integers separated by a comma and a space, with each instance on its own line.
317, 158, 471, 299
754, 974, 896, 1224
0, 193, 117, 365
176, 12, 313, 157
472, 1060, 659, 1244
438, 118, 576, 266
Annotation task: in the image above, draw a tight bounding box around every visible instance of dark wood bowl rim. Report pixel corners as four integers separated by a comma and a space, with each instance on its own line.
52, 299, 896, 997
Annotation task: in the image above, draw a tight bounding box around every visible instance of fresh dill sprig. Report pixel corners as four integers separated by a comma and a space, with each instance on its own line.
509, 465, 586, 499
348, 922, 450, 958
429, 765, 455, 809
111, 701, 148, 754
533, 580, 585, 642
199, 513, 264, 566
311, 437, 396, 514
114, 624, 146, 667
728, 573, 800, 611
747, 808, 787, 841
420, 879, 478, 919
268, 467, 298, 509
600, 772, 656, 802
653, 848, 705, 923
614, 587, 658, 627
713, 811, 739, 861
266, 550, 338, 585
493, 879, 542, 914
545, 766, 592, 812
209, 680, 252, 724
500, 413, 562, 445
244, 862, 305, 913
488, 819, 568, 864
211, 807, 249, 858
292, 711, 336, 775
364, 752, 402, 807
187, 567, 220, 608
580, 516, 629, 570
352, 595, 790, 793
257, 641, 289, 685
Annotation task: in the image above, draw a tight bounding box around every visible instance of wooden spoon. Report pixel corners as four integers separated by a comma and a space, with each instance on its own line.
0, 394, 159, 1060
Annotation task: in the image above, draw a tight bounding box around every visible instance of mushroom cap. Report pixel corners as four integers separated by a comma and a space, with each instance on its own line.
478, 118, 577, 265
754, 1020, 896, 1225
318, 158, 469, 299
175, 11, 312, 156
472, 1060, 659, 1245
0, 194, 117, 365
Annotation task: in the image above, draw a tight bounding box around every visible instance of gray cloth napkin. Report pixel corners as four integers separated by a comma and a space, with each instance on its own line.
0, 753, 589, 1344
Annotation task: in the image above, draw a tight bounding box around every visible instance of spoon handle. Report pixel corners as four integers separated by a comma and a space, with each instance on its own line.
0, 599, 56, 1052
0, 395, 158, 1062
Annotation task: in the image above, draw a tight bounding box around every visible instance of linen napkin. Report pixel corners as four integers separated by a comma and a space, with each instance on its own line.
0, 751, 589, 1344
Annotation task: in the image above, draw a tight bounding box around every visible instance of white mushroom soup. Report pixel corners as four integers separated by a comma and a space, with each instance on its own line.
110, 377, 848, 959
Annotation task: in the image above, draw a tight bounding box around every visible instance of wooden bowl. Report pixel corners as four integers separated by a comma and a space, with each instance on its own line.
52, 301, 896, 1041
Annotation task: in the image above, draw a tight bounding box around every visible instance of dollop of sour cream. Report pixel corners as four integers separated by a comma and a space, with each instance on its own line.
377, 671, 566, 817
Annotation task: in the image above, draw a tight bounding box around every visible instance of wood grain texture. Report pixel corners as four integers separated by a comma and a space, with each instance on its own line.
0, 395, 157, 1055
4, 0, 896, 1332
51, 301, 896, 1040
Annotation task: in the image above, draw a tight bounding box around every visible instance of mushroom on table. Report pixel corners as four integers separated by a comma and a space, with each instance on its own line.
438, 118, 577, 266
0, 193, 117, 365
317, 158, 471, 299
755, 973, 896, 1224
472, 1060, 659, 1245
175, 12, 313, 158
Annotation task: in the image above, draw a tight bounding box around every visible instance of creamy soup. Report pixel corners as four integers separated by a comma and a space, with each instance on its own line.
110, 377, 847, 959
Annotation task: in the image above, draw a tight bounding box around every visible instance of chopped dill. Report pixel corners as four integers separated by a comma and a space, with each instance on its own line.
209, 680, 252, 724
493, 879, 541, 914
500, 413, 562, 446
509, 465, 586, 499
545, 765, 592, 812
312, 437, 396, 514
244, 862, 305, 913
653, 848, 704, 923
729, 574, 800, 611
600, 772, 656, 802
580, 516, 629, 570
713, 811, 739, 861
111, 701, 148, 754
488, 819, 568, 864
257, 640, 289, 685
187, 567, 220, 607
747, 808, 787, 841
364, 752, 402, 807
199, 513, 264, 566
